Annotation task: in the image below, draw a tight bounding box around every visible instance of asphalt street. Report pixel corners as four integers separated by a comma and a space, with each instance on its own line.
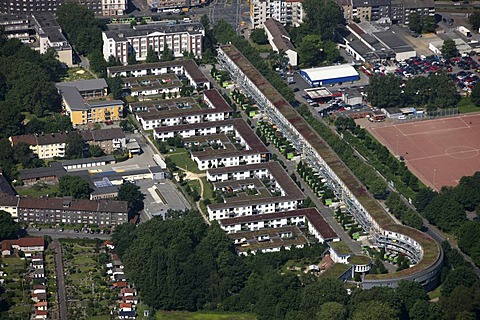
50, 240, 68, 320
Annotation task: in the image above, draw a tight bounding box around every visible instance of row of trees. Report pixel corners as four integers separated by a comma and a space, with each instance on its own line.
112, 211, 480, 319
366, 73, 459, 110
211, 20, 295, 103
408, 12, 437, 34
415, 172, 480, 266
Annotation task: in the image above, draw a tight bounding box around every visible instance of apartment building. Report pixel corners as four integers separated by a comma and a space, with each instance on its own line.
219, 208, 339, 243
56, 79, 123, 126
121, 74, 183, 97
102, 21, 204, 64
154, 119, 270, 170
136, 89, 232, 131
250, 0, 304, 28
107, 59, 210, 89
10, 133, 68, 159
80, 128, 127, 154
338, 0, 434, 24
1, 196, 129, 226
264, 19, 298, 67
31, 13, 73, 66
0, 14, 30, 42
206, 161, 304, 220
0, 0, 126, 16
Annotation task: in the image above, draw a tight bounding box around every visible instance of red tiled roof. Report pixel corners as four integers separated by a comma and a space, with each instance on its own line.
34, 301, 48, 307
1, 240, 14, 251
16, 237, 44, 247
35, 310, 47, 315
119, 303, 132, 308
121, 288, 135, 294
113, 281, 128, 288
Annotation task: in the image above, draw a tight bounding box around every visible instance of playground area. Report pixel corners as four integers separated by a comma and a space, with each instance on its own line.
367, 113, 480, 190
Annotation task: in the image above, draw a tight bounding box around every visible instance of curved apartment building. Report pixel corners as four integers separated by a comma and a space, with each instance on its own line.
217, 44, 443, 289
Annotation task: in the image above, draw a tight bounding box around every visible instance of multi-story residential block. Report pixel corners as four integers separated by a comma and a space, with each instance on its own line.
250, 0, 304, 28
339, 0, 390, 22
0, 0, 127, 16
31, 13, 73, 66
121, 74, 183, 97
80, 128, 127, 154
9, 133, 68, 159
102, 0, 128, 16
136, 89, 232, 131
1, 196, 129, 226
206, 161, 304, 220
102, 21, 204, 64
0, 14, 30, 42
107, 59, 210, 89
264, 19, 298, 67
219, 208, 339, 243
56, 79, 124, 126
154, 119, 270, 170
391, 0, 435, 25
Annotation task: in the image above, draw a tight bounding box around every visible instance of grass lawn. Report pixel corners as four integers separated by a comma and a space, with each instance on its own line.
187, 180, 201, 195
251, 43, 272, 53
201, 177, 213, 200
428, 285, 442, 300
88, 316, 111, 320
156, 311, 257, 320
457, 96, 480, 113
16, 184, 59, 197
167, 148, 202, 174
62, 67, 96, 82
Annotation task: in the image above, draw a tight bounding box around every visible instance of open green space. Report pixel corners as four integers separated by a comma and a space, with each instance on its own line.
62, 67, 96, 82
88, 316, 111, 320
457, 96, 480, 113
16, 184, 59, 197
156, 311, 257, 320
201, 177, 213, 199
187, 180, 201, 195
167, 148, 202, 173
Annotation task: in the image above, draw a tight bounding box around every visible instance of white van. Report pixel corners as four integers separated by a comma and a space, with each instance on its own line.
398, 115, 406, 120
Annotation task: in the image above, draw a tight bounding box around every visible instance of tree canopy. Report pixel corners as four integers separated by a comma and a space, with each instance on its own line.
250, 29, 268, 45
58, 175, 91, 199
441, 39, 459, 59
117, 181, 145, 219
0, 210, 19, 241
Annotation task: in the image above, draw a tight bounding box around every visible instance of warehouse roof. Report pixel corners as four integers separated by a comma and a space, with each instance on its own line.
301, 64, 359, 82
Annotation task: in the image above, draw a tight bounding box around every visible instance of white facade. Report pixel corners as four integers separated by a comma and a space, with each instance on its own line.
102, 24, 204, 64
251, 0, 304, 28
102, 0, 127, 16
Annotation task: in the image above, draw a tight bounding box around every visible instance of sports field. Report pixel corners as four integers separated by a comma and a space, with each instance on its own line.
368, 113, 480, 190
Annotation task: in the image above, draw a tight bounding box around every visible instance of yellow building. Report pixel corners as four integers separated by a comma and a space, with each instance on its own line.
56, 79, 124, 126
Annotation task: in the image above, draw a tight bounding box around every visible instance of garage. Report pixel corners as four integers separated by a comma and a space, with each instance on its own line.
300, 64, 360, 87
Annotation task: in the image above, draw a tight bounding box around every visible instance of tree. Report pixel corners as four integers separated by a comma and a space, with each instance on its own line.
65, 132, 85, 159
409, 300, 442, 320
13, 142, 41, 169
127, 53, 137, 65
161, 48, 174, 61
468, 11, 480, 30
396, 280, 428, 311
88, 144, 105, 157
441, 266, 478, 296
117, 181, 145, 219
366, 74, 403, 108
300, 278, 347, 318
442, 39, 459, 59
422, 15, 437, 33
470, 82, 480, 107
414, 188, 438, 212
106, 76, 123, 100
409, 13, 422, 34
302, 0, 342, 41
58, 175, 91, 199
250, 29, 268, 45
88, 50, 108, 76
423, 193, 466, 232
298, 34, 323, 67
352, 301, 399, 320
200, 15, 210, 29
316, 302, 346, 320
0, 210, 19, 241
146, 46, 160, 63
111, 222, 137, 257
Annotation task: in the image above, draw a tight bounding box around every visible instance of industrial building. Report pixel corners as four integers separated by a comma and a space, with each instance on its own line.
300, 64, 360, 87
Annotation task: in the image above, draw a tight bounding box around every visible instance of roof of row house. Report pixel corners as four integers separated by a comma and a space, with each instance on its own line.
15, 197, 128, 213
107, 59, 208, 84
219, 44, 440, 281
264, 19, 296, 52
80, 128, 126, 142
10, 132, 69, 146
207, 161, 304, 210
219, 208, 338, 240
2, 237, 44, 251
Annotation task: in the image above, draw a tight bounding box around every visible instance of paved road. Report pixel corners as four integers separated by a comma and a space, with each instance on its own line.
50, 240, 68, 320
28, 228, 110, 240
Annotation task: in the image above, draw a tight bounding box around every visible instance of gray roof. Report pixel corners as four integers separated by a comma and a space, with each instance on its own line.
264, 19, 296, 52
55, 85, 86, 110
0, 174, 15, 196
80, 128, 126, 142
56, 79, 108, 93
104, 21, 204, 42
352, 0, 390, 6
19, 166, 67, 181
61, 155, 115, 167
91, 185, 120, 196
374, 30, 415, 53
